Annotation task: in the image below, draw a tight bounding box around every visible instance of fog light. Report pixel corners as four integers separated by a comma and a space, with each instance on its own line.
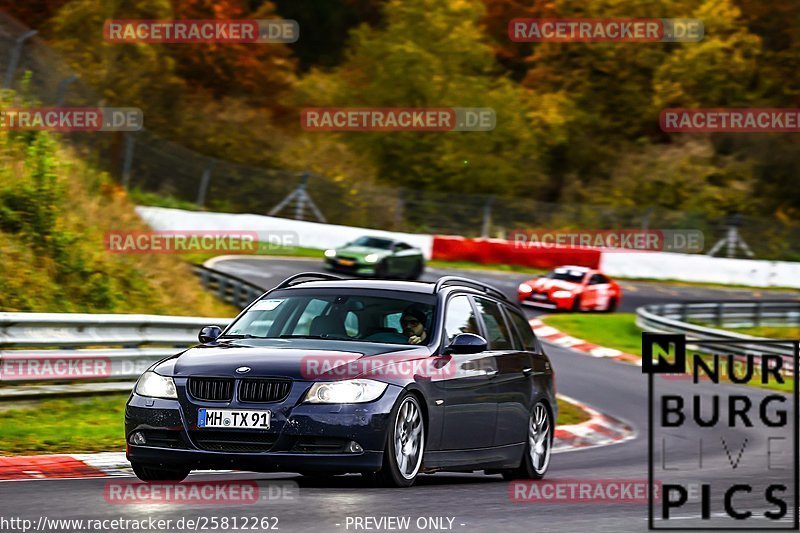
130, 431, 146, 445
346, 441, 363, 453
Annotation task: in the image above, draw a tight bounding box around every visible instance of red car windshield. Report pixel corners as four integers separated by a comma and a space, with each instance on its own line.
544, 269, 586, 284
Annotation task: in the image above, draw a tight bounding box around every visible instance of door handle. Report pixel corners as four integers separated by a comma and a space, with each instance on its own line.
484, 369, 498, 377
522, 367, 533, 376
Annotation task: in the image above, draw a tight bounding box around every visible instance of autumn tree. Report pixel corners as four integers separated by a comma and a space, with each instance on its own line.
295, 0, 557, 198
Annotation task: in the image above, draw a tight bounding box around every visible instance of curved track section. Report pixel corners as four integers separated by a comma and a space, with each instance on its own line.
0, 257, 796, 532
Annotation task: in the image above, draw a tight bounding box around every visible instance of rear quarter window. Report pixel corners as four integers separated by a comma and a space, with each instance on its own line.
506, 308, 539, 352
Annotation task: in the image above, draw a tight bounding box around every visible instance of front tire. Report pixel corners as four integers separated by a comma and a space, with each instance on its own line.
502, 401, 552, 480
570, 295, 582, 312
407, 260, 424, 280
375, 394, 425, 487
375, 260, 389, 279
131, 462, 190, 482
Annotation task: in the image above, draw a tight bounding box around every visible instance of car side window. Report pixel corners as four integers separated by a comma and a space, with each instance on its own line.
506, 309, 538, 352
588, 274, 603, 285
473, 297, 513, 350
444, 295, 479, 343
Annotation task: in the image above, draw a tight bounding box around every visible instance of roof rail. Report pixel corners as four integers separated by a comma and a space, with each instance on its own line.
433, 276, 509, 301
272, 272, 345, 290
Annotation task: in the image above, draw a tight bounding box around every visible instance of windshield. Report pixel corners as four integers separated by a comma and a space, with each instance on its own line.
351, 236, 394, 249
223, 290, 436, 345
544, 268, 586, 284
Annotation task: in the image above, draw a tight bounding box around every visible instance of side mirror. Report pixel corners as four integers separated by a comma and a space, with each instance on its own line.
445, 333, 488, 355
198, 325, 222, 344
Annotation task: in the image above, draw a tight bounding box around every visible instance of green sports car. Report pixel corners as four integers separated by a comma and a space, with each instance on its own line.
323, 236, 425, 279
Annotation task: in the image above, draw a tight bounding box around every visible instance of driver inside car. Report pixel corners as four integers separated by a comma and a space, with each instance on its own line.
401, 305, 428, 345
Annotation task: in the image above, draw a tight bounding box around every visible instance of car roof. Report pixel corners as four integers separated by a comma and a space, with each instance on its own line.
555, 265, 591, 272
280, 279, 435, 293
354, 235, 396, 243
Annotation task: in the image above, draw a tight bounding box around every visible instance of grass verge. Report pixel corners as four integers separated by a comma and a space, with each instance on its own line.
727, 326, 800, 340
543, 313, 644, 357
0, 394, 587, 455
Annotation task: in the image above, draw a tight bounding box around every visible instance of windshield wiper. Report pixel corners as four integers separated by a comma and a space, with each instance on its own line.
278, 334, 343, 340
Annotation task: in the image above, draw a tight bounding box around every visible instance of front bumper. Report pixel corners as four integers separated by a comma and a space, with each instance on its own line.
125, 382, 403, 473
127, 446, 384, 473
519, 293, 573, 310
323, 258, 377, 276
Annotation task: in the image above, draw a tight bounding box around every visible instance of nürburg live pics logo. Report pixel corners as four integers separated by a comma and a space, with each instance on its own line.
643, 332, 798, 530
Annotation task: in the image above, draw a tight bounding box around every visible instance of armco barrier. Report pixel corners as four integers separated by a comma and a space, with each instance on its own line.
193, 263, 265, 309
0, 313, 232, 396
431, 236, 601, 269
636, 301, 798, 372
0, 265, 265, 397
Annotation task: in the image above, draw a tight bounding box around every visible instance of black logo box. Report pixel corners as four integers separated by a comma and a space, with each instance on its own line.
643, 334, 799, 531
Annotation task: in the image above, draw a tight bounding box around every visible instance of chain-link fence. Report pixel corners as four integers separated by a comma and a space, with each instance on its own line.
1, 12, 797, 260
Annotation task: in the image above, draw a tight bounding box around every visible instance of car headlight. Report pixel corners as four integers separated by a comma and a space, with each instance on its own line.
364, 254, 380, 263
552, 290, 573, 299
304, 379, 388, 404
135, 371, 177, 399
519, 283, 532, 293
324, 249, 337, 258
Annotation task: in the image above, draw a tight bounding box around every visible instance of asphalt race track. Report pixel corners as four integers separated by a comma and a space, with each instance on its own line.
1, 257, 797, 533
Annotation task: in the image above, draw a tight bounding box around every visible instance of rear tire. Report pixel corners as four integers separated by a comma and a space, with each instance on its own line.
605, 297, 618, 313
501, 401, 552, 481
131, 462, 190, 482
374, 394, 425, 487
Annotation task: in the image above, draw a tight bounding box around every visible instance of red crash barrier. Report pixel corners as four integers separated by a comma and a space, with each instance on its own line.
431, 236, 601, 269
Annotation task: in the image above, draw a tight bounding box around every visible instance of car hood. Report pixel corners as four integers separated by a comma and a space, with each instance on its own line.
530, 278, 580, 293
335, 245, 391, 259
161, 342, 431, 381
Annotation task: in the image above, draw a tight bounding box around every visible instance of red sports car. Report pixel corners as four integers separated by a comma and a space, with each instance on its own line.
518, 266, 621, 312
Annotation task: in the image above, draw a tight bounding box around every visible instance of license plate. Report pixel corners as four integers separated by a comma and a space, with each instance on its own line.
338, 259, 355, 266
198, 409, 271, 429
532, 293, 548, 301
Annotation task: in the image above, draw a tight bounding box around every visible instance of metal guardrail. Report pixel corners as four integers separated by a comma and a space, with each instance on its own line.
636, 301, 799, 371
0, 314, 233, 393
193, 264, 266, 309
0, 264, 267, 397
